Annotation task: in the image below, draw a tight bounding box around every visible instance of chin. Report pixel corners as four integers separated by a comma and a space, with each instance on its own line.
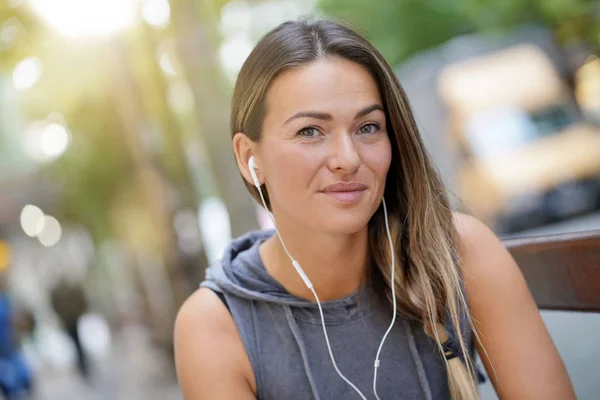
313, 212, 372, 235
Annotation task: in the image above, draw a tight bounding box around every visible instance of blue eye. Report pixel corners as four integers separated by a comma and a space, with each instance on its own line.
358, 123, 380, 135
298, 127, 321, 138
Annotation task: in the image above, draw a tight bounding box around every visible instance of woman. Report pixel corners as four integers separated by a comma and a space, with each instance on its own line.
174, 19, 574, 399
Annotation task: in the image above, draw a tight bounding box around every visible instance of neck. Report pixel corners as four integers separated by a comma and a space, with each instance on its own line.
260, 217, 370, 302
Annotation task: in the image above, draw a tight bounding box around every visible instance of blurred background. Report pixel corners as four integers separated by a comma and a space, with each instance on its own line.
0, 0, 599, 399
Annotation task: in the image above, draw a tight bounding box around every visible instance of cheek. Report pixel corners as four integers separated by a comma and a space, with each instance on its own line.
264, 146, 320, 199
362, 139, 392, 180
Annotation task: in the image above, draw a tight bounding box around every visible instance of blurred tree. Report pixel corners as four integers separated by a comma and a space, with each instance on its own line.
0, 0, 218, 347
1, 0, 259, 245
0, 2, 40, 66
170, 0, 259, 238
318, 0, 600, 66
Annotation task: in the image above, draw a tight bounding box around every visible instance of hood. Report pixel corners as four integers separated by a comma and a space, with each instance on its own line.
201, 230, 436, 400
203, 230, 329, 308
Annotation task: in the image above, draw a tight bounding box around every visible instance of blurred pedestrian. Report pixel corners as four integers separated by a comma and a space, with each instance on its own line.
0, 273, 33, 399
50, 279, 89, 379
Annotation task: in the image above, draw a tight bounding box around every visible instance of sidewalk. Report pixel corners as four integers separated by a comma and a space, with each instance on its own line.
32, 325, 182, 400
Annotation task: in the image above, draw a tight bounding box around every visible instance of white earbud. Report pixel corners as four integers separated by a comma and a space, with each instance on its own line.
248, 156, 261, 188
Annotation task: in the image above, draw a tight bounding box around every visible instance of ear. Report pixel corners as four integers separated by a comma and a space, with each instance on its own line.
232, 132, 262, 187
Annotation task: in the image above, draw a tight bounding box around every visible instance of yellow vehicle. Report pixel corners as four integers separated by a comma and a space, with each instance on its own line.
438, 44, 600, 232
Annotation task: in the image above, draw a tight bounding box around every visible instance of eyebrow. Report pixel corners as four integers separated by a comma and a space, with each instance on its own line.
282, 104, 385, 126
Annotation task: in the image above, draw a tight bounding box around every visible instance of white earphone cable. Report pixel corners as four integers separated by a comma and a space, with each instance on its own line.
373, 197, 397, 400
255, 182, 294, 263
311, 287, 369, 400
254, 178, 368, 400
250, 158, 397, 400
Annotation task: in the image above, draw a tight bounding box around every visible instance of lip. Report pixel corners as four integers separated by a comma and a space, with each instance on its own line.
321, 182, 368, 203
322, 182, 368, 192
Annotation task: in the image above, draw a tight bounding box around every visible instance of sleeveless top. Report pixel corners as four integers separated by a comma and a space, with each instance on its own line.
201, 230, 480, 400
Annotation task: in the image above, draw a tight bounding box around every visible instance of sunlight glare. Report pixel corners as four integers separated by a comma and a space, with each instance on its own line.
29, 0, 138, 39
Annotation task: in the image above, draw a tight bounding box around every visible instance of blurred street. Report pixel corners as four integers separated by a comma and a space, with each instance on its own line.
31, 325, 181, 400
1, 0, 599, 399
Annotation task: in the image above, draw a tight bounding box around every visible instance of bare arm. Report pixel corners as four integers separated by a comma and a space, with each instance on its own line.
174, 288, 256, 399
454, 213, 575, 399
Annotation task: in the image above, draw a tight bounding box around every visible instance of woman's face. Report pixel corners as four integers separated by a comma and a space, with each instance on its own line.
255, 56, 392, 234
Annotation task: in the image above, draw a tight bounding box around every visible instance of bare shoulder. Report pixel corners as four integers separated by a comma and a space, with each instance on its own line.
174, 288, 234, 349
452, 212, 510, 277
174, 288, 256, 399
452, 211, 499, 253
452, 212, 575, 398
451, 211, 527, 303
175, 287, 233, 338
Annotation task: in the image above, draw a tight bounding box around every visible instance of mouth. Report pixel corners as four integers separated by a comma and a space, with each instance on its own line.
321, 182, 368, 203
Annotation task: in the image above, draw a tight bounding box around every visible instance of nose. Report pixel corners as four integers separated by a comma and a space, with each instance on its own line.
326, 132, 360, 174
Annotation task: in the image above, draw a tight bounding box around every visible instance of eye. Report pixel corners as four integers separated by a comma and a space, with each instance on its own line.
358, 123, 380, 135
298, 126, 322, 138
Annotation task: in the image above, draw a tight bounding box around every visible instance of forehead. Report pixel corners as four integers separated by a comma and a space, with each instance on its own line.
264, 57, 382, 122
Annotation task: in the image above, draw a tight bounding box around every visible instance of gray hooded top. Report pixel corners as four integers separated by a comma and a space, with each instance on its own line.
201, 230, 478, 400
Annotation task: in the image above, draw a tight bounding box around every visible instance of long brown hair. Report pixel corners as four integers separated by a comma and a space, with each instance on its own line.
231, 19, 479, 399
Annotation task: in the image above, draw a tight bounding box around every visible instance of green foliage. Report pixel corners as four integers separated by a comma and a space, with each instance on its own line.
49, 95, 134, 240
318, 0, 599, 65
0, 1, 199, 241
318, 0, 469, 65
0, 1, 43, 69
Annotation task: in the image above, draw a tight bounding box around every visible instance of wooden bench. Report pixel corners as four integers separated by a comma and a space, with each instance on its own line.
504, 230, 600, 313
